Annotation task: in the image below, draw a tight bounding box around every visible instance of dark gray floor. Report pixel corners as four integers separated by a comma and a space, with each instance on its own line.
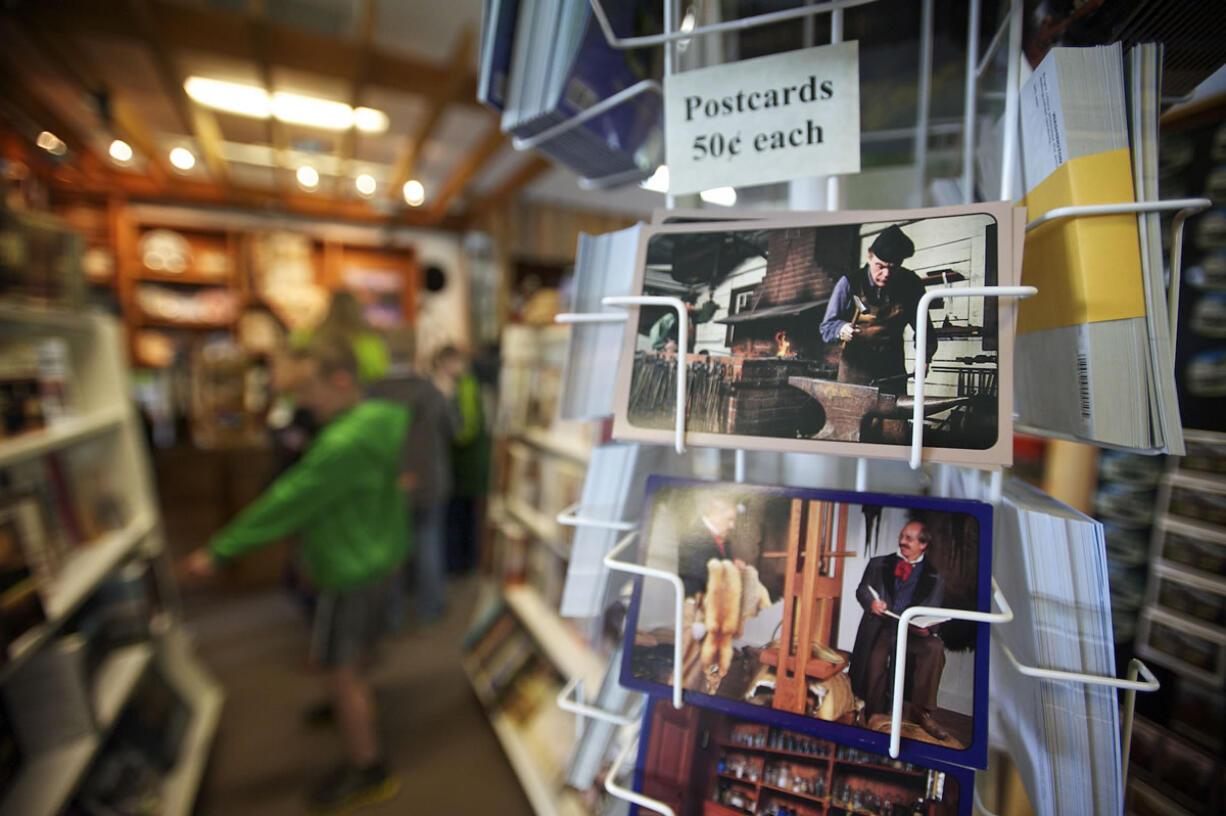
185, 576, 534, 815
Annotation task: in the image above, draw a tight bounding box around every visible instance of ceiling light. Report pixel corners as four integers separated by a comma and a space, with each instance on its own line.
183, 76, 388, 133
297, 165, 320, 189
403, 179, 425, 207
700, 186, 737, 207
109, 139, 134, 163
36, 131, 66, 156
272, 92, 353, 131
640, 164, 669, 193
355, 173, 376, 197
169, 147, 196, 171
185, 76, 270, 118
354, 107, 389, 133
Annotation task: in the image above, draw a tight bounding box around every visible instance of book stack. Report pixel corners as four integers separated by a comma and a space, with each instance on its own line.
484, 0, 663, 181
988, 478, 1123, 816
559, 225, 641, 421
1014, 43, 1183, 453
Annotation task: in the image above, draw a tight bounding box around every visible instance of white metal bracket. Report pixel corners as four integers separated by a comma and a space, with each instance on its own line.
909, 286, 1038, 469
556, 501, 637, 532
887, 577, 1013, 757
604, 531, 685, 709
605, 724, 676, 816
556, 675, 644, 728
587, 0, 877, 50
602, 295, 689, 454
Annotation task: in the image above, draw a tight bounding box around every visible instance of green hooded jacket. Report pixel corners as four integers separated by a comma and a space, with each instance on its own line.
209, 399, 411, 592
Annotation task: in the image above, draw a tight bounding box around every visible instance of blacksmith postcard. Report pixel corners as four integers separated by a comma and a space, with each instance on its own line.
610, 202, 1021, 467
621, 478, 993, 769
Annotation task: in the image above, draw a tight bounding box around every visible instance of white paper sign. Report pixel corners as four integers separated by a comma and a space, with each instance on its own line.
664, 41, 860, 195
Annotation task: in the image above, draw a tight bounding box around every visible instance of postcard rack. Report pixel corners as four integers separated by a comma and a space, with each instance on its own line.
520, 1, 1213, 815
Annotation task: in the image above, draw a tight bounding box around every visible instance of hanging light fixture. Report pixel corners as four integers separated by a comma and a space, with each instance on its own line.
169, 147, 196, 171
108, 139, 134, 163
355, 173, 377, 197
297, 165, 320, 190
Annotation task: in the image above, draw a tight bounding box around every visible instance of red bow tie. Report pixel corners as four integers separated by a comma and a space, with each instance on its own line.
894, 559, 914, 582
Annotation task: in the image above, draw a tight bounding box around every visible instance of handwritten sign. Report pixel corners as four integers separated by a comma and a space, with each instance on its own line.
664, 41, 860, 195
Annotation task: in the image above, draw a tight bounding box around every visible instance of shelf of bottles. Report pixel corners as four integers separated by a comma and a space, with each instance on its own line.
711, 724, 942, 816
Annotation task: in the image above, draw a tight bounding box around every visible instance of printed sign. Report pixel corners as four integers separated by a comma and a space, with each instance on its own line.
664, 40, 860, 195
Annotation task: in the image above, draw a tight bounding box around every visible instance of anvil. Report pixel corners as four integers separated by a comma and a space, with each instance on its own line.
787, 376, 969, 441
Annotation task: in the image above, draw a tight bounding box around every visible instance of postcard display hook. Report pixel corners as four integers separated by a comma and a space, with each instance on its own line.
540, 3, 1176, 815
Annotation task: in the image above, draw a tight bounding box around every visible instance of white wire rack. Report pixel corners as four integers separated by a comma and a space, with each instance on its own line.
527, 0, 1197, 813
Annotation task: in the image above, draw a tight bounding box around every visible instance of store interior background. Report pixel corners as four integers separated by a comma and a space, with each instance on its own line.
2, 1, 1225, 815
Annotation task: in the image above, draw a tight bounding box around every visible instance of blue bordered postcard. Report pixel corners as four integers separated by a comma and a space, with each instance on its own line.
619, 477, 993, 769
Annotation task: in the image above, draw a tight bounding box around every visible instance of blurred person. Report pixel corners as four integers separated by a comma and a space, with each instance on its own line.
298, 289, 389, 383
369, 325, 455, 624
433, 345, 490, 574
187, 335, 410, 812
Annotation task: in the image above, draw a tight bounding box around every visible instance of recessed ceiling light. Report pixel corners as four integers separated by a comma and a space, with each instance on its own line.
355, 173, 376, 197
272, 92, 353, 131
183, 76, 388, 133
403, 179, 425, 207
354, 107, 389, 133
699, 186, 737, 207
169, 147, 196, 171
36, 131, 66, 156
297, 165, 320, 190
185, 76, 270, 118
109, 139, 134, 163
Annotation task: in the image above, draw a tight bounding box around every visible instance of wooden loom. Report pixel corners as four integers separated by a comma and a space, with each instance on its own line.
759, 499, 852, 714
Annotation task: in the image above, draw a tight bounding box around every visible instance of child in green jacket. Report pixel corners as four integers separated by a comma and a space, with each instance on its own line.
189, 336, 409, 812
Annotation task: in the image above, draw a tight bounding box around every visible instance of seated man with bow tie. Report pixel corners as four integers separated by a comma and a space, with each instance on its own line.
848, 520, 950, 741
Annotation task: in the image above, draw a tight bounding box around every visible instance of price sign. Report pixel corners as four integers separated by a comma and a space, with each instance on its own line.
664, 41, 860, 195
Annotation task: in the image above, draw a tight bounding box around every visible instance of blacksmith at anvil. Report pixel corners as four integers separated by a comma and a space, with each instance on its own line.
818, 224, 938, 396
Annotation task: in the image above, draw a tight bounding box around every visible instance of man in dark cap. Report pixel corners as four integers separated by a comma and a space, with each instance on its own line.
819, 224, 938, 395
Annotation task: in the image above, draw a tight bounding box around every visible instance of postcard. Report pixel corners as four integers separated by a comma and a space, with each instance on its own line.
631, 696, 975, 816
620, 477, 993, 769
611, 202, 1020, 467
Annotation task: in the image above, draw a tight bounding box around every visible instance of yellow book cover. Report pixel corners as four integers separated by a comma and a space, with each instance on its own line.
1017, 148, 1145, 335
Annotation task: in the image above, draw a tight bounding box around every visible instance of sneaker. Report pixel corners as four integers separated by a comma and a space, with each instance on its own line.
307, 763, 401, 813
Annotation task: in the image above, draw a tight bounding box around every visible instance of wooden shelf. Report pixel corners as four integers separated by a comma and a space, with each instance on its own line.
488, 711, 587, 816
133, 270, 233, 286
0, 735, 97, 816
92, 643, 155, 731
502, 585, 604, 691
159, 684, 224, 816
133, 313, 235, 331
514, 428, 592, 464
0, 642, 154, 816
718, 742, 833, 762
760, 781, 828, 805
0, 406, 127, 468
505, 499, 570, 559
0, 303, 98, 332
4, 513, 155, 681
833, 758, 926, 778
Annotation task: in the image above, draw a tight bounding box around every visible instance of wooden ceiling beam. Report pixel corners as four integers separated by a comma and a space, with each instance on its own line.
124, 0, 231, 188
0, 50, 108, 183
334, 0, 377, 197
38, 0, 481, 108
465, 155, 553, 221
424, 120, 506, 224
53, 170, 465, 229
12, 18, 171, 187
246, 0, 290, 193
388, 25, 475, 198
